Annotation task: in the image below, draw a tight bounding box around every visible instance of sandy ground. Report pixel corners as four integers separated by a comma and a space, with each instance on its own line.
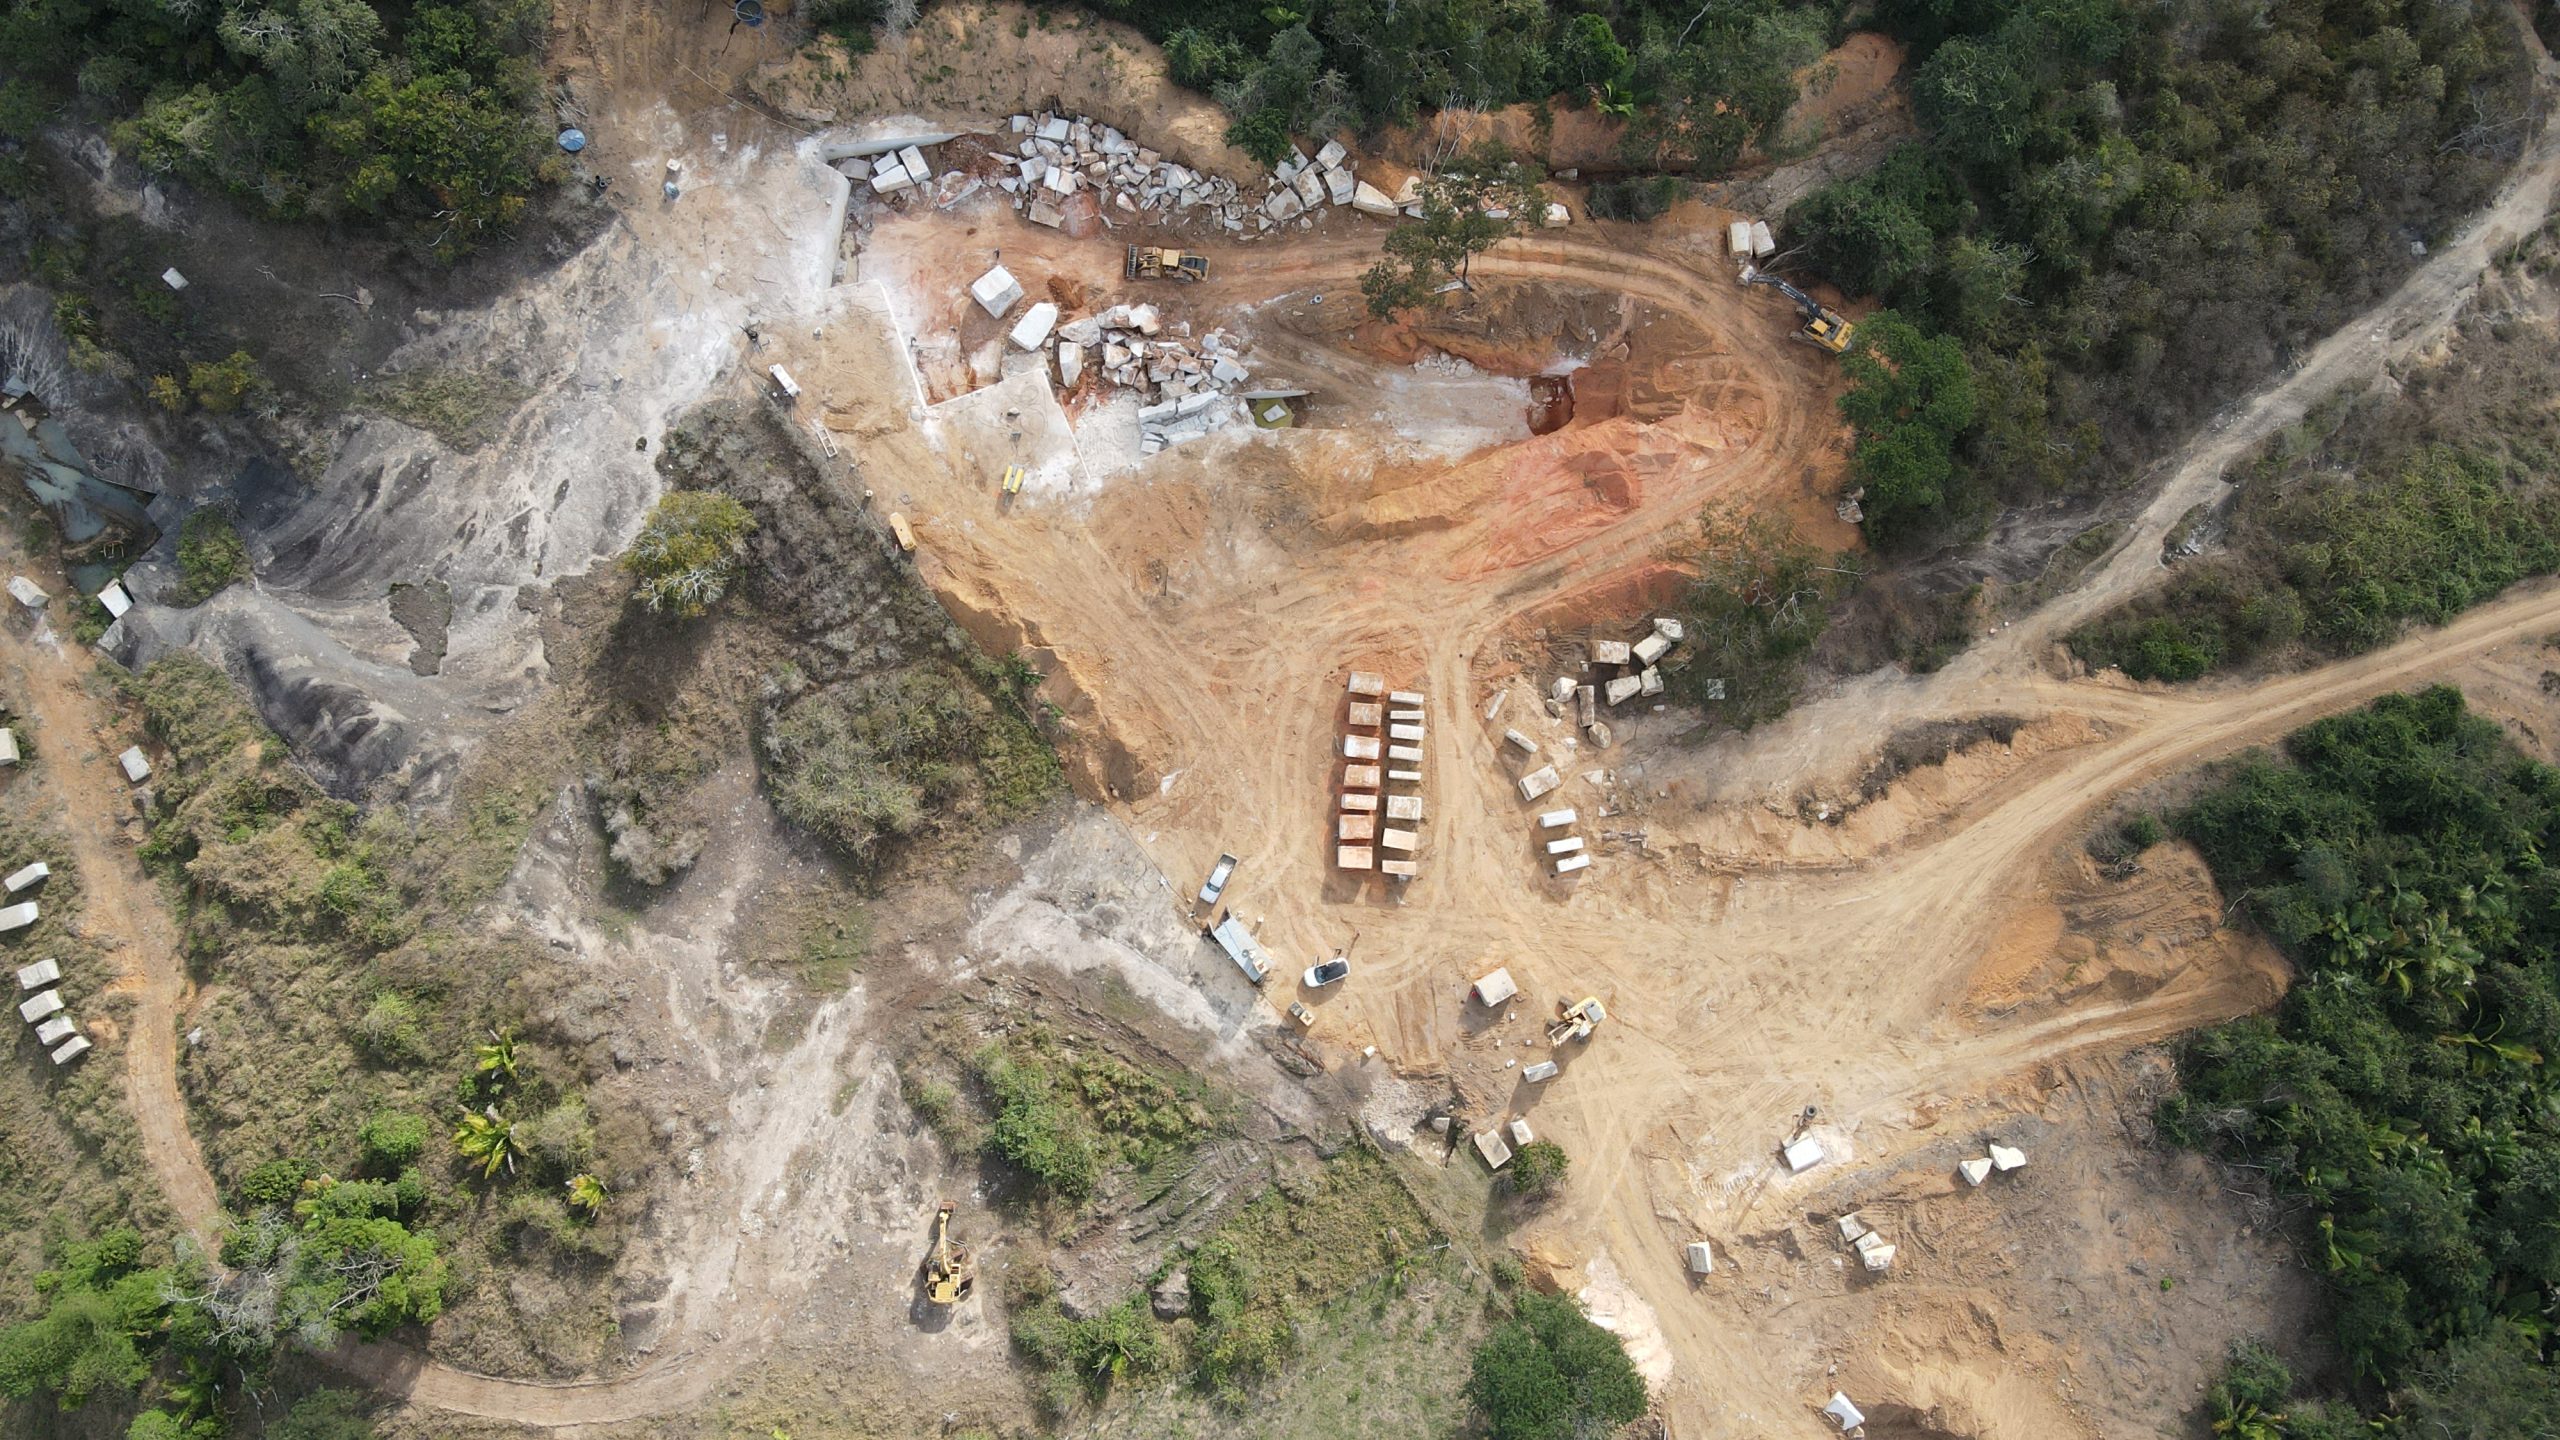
52, 0, 2560, 1435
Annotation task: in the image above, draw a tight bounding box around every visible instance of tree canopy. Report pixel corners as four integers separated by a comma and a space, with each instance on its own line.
622, 491, 757, 620
1361, 149, 1542, 318
1464, 1290, 1648, 1440
2163, 687, 2560, 1404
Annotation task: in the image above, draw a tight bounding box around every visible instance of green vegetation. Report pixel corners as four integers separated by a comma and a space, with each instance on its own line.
364, 367, 534, 450
1503, 1140, 1568, 1199
761, 661, 1061, 859
2161, 687, 2560, 1416
1838, 311, 1975, 545
1361, 150, 1541, 318
0, 0, 556, 255
1790, 0, 2527, 548
623, 490, 757, 620
1667, 511, 1855, 730
1465, 1289, 1648, 1440
1008, 1144, 1446, 1418
964, 1027, 1208, 1203
2071, 265, 2560, 683
172, 508, 252, 606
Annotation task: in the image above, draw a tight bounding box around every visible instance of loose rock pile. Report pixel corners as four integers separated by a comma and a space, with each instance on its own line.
973, 263, 1258, 446
972, 113, 1419, 237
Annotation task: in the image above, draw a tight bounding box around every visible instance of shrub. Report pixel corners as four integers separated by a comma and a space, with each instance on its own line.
974, 1043, 1100, 1200
351, 993, 427, 1066
357, 1112, 430, 1172
1506, 1140, 1569, 1198
184, 350, 265, 413
237, 1157, 311, 1208
173, 507, 251, 605
622, 490, 755, 619
1465, 1290, 1648, 1440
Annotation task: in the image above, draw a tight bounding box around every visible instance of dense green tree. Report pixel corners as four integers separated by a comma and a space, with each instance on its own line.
1837, 311, 1977, 545
1465, 1290, 1648, 1440
0, 1231, 174, 1410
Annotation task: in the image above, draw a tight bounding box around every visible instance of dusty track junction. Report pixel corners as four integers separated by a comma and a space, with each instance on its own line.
29, 0, 2560, 1435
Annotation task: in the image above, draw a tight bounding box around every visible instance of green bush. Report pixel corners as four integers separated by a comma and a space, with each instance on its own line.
237, 1157, 311, 1208
0, 1230, 171, 1409
173, 507, 251, 605
1669, 510, 1854, 730
357, 1112, 430, 1172
621, 490, 755, 619
975, 1043, 1101, 1201
1505, 1140, 1569, 1198
185, 350, 265, 413
762, 663, 1059, 857
1465, 1290, 1648, 1440
351, 993, 428, 1066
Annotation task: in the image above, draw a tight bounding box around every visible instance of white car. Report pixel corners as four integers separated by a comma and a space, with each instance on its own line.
1302, 957, 1350, 988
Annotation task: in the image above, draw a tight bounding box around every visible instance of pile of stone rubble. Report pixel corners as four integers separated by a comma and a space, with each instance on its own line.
971, 265, 1256, 451
848, 113, 1575, 238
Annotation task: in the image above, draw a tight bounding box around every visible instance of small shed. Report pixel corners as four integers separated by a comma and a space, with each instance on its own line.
1686, 1240, 1714, 1275
18, 989, 62, 1023
1824, 1392, 1866, 1432
1782, 1136, 1826, 1173
3, 862, 46, 893
1471, 967, 1518, 1006
118, 747, 151, 782
0, 902, 36, 932
15, 958, 58, 990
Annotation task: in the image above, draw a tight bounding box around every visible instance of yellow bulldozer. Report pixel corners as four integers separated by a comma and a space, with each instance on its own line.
1739, 264, 1855, 355
1547, 996, 1606, 1046
923, 1202, 975, 1306
1126, 245, 1209, 283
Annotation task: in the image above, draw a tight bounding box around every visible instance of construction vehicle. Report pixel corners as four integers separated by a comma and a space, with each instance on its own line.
1547, 996, 1606, 1046
1001, 464, 1026, 497
1126, 245, 1209, 283
887, 512, 916, 553
923, 1202, 975, 1305
1739, 264, 1855, 355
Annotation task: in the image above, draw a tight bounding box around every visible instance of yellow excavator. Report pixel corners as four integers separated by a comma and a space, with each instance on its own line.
1126, 245, 1209, 283
1739, 264, 1855, 355
1547, 996, 1606, 1046
924, 1202, 975, 1306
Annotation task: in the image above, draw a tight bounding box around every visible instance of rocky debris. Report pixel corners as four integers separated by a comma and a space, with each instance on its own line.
944, 112, 1407, 240
1150, 1269, 1191, 1319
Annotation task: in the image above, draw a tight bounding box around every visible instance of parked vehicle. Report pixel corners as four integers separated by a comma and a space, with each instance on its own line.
1303, 956, 1350, 988
1199, 852, 1238, 905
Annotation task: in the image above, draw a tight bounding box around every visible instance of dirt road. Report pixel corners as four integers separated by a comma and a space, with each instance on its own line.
0, 602, 221, 1251
69, 0, 2560, 1432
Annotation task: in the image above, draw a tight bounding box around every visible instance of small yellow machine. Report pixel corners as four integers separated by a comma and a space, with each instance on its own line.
1546, 996, 1606, 1046
888, 512, 917, 553
1001, 464, 1026, 497
1125, 245, 1209, 282
924, 1202, 974, 1306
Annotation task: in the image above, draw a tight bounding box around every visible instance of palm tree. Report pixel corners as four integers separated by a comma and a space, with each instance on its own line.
454, 1106, 520, 1180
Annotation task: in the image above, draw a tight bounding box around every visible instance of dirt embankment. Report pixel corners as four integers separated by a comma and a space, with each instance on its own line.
753, 1, 1263, 182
